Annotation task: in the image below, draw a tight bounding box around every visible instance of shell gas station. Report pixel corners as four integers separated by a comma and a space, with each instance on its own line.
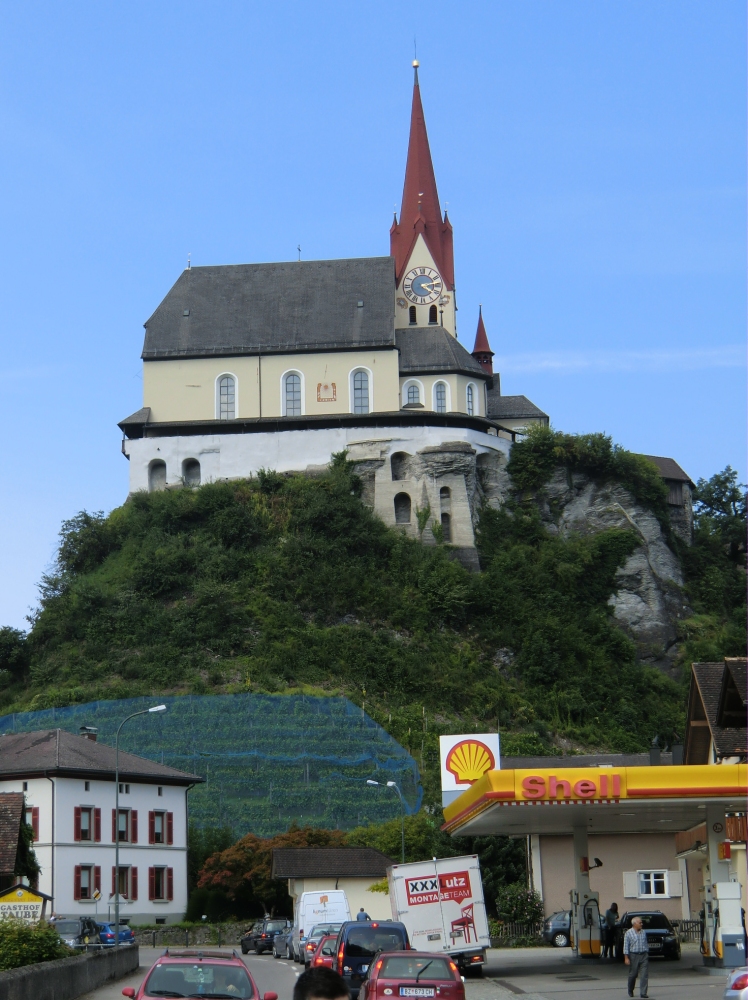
440, 734, 748, 969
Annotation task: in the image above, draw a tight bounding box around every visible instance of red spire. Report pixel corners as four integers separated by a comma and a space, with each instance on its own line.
472, 306, 494, 376
390, 66, 455, 290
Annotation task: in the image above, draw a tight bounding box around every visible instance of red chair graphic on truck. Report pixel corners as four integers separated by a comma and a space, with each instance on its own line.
450, 903, 476, 944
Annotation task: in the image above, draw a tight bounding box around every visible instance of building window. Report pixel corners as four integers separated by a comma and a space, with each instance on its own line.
428, 304, 438, 324
183, 459, 201, 487
25, 807, 39, 840
118, 784, 130, 794
74, 864, 100, 901
148, 460, 166, 492
74, 806, 100, 842
149, 866, 174, 902
394, 493, 412, 524
441, 513, 452, 543
149, 810, 173, 845
111, 865, 137, 901
22, 782, 27, 792
435, 382, 447, 413
157, 786, 163, 797
284, 373, 302, 416
407, 384, 420, 405
80, 808, 92, 841
638, 871, 667, 897
79, 865, 91, 899
84, 781, 90, 792
409, 305, 417, 325
352, 370, 370, 414
218, 375, 236, 420
466, 384, 474, 416
112, 808, 137, 843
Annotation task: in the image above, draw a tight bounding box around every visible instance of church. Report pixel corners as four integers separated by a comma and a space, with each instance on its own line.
119, 65, 548, 566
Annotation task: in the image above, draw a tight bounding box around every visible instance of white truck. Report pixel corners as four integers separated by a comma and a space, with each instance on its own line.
293, 889, 351, 961
387, 855, 490, 974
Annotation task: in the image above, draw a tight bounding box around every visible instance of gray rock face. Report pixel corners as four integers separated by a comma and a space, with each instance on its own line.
537, 469, 689, 673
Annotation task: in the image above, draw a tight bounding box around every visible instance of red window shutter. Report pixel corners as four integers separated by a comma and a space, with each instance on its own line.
166, 867, 173, 902
74, 865, 82, 901
130, 867, 138, 901
94, 808, 101, 843
74, 806, 81, 842
148, 811, 155, 845
148, 867, 155, 901
111, 866, 116, 897
166, 812, 173, 845
94, 866, 101, 892
31, 807, 39, 841
130, 810, 138, 844
112, 809, 117, 843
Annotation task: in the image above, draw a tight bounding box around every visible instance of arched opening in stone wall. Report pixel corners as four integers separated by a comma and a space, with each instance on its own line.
149, 460, 166, 492
391, 452, 411, 481
183, 459, 201, 487
441, 512, 452, 543
394, 492, 412, 524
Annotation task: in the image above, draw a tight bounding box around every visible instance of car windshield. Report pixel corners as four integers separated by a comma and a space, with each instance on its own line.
629, 914, 671, 930
346, 928, 406, 958
55, 921, 83, 935
319, 939, 337, 956
310, 924, 342, 937
265, 921, 287, 933
380, 957, 453, 980
144, 962, 254, 999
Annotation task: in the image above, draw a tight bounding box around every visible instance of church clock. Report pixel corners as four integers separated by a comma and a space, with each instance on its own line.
403, 266, 443, 304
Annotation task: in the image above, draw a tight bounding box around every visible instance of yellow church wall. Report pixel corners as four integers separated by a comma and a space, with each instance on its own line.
143, 350, 401, 422
399, 373, 485, 416
395, 234, 456, 335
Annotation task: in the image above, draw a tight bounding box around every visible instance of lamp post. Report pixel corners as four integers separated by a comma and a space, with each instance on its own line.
367, 780, 406, 864
114, 705, 167, 947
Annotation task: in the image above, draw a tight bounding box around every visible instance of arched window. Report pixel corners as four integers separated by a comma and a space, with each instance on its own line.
407, 384, 420, 405
428, 304, 438, 324
409, 305, 417, 325
284, 372, 302, 416
353, 370, 369, 414
218, 375, 236, 420
441, 512, 452, 543
183, 459, 201, 487
391, 452, 410, 481
466, 384, 474, 416
440, 486, 451, 510
149, 460, 166, 492
394, 492, 412, 524
435, 382, 447, 414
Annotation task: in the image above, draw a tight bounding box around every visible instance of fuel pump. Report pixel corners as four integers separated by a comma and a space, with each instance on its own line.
702, 881, 745, 967
569, 887, 601, 956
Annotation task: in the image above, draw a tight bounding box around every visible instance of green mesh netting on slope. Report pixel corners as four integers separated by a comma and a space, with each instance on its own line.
0, 694, 422, 837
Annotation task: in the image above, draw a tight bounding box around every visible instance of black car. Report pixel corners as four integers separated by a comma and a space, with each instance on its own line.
542, 910, 571, 948
54, 917, 102, 948
334, 921, 410, 999
272, 923, 296, 959
614, 911, 681, 961
241, 917, 291, 955
302, 923, 344, 967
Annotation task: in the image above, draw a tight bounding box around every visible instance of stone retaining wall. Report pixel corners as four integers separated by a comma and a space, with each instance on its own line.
0, 945, 139, 1000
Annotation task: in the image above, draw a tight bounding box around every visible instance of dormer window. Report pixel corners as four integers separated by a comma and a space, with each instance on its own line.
409, 306, 417, 325
428, 305, 438, 324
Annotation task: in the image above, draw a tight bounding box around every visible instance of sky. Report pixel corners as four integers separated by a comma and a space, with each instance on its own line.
0, 1, 745, 630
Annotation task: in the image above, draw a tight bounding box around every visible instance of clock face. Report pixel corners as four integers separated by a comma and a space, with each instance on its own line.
403, 267, 443, 304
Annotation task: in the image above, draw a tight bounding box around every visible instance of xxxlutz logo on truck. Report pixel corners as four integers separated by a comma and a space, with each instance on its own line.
406, 871, 472, 906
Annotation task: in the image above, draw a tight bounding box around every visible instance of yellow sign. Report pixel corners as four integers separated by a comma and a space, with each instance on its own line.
446, 740, 496, 784
0, 885, 48, 923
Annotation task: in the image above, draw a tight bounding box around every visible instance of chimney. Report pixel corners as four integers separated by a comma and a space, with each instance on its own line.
79, 726, 98, 742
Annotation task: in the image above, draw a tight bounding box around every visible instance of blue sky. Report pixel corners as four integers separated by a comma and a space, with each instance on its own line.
0, 1, 745, 630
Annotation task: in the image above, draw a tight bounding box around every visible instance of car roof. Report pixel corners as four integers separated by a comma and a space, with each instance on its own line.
342, 920, 405, 929
155, 951, 250, 966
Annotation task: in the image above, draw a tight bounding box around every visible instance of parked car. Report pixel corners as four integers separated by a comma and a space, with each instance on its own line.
335, 921, 410, 999
272, 923, 296, 959
542, 911, 571, 948
98, 921, 136, 946
241, 917, 291, 955
613, 911, 681, 961
310, 934, 338, 969
53, 917, 101, 948
359, 950, 465, 1000
303, 923, 344, 967
724, 966, 748, 999
120, 948, 279, 1000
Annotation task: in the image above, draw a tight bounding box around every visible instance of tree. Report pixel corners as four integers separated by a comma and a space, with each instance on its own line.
495, 882, 543, 925
0, 628, 29, 681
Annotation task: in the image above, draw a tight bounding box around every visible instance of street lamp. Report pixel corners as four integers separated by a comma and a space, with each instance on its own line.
114, 705, 167, 947
367, 780, 406, 864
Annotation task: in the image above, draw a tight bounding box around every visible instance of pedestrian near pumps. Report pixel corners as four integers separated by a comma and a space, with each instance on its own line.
603, 901, 618, 958
623, 916, 649, 998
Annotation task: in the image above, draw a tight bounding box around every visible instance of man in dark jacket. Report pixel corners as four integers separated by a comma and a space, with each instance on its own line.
603, 902, 619, 958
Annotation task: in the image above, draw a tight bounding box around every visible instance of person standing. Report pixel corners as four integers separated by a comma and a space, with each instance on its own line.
356, 907, 371, 921
603, 902, 619, 958
623, 916, 649, 998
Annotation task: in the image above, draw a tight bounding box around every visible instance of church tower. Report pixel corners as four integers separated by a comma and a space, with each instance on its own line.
390, 63, 457, 336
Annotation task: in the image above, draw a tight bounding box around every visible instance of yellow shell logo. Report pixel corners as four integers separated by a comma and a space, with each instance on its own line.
446, 740, 495, 784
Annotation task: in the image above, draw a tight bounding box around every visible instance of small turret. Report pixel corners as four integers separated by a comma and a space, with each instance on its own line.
471, 306, 494, 376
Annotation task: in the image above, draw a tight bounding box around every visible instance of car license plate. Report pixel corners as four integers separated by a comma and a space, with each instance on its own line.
649, 942, 661, 949
399, 989, 435, 997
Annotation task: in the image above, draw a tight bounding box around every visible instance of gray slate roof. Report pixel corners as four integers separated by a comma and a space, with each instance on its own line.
142, 258, 396, 360
0, 730, 202, 785
642, 455, 693, 485
395, 327, 486, 378
0, 793, 24, 875
486, 382, 548, 421
272, 847, 394, 880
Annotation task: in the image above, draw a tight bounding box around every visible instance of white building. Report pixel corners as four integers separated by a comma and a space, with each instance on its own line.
0, 729, 202, 923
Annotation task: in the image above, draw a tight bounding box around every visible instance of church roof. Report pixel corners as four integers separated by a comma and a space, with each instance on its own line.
396, 327, 487, 378
142, 257, 396, 360
486, 384, 548, 421
472, 307, 493, 356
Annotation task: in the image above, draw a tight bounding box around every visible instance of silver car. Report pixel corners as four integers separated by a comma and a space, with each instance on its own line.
724, 967, 748, 999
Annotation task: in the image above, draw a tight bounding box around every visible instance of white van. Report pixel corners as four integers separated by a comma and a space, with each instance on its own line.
293, 890, 351, 961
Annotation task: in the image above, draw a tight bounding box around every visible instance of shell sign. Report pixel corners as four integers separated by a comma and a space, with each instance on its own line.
440, 734, 500, 801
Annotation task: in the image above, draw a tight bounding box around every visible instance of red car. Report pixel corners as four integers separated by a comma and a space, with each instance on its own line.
121, 949, 279, 1000
359, 951, 465, 1000
311, 934, 338, 969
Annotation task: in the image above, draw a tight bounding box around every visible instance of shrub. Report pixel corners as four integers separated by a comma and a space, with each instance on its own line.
0, 918, 70, 970
495, 883, 544, 925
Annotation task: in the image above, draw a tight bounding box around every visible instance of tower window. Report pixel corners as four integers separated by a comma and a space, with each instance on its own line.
394, 493, 412, 524
466, 384, 474, 416
407, 384, 420, 405
409, 306, 417, 325
148, 460, 166, 492
353, 370, 369, 414
284, 373, 302, 416
218, 375, 236, 420
182, 459, 201, 487
435, 382, 447, 414
441, 512, 452, 543
428, 305, 438, 324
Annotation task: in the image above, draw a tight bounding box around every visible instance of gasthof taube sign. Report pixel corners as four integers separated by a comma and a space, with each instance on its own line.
0, 884, 51, 922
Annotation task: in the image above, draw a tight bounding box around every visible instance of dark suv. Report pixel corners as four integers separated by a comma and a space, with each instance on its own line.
335, 921, 410, 999
54, 917, 102, 948
614, 911, 681, 961
241, 918, 291, 955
